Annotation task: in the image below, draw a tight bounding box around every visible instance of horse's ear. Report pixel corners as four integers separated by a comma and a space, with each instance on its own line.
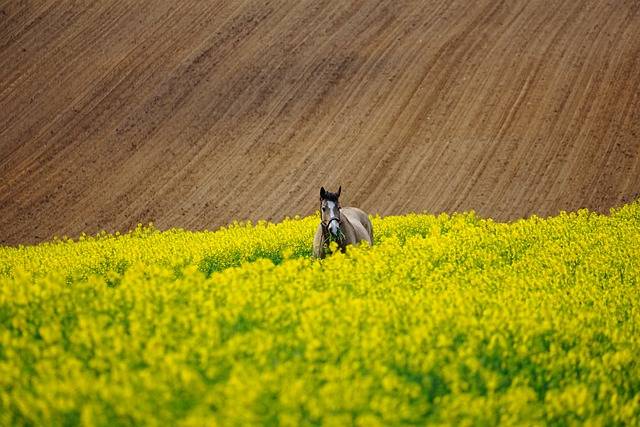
320, 187, 326, 199
337, 186, 341, 197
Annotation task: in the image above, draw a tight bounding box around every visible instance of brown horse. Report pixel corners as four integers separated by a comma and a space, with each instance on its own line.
312, 186, 373, 258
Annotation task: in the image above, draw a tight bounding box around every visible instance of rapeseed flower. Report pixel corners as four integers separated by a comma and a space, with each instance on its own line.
0, 203, 639, 425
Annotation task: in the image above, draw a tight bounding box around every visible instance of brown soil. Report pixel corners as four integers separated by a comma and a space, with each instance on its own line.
1, 1, 639, 245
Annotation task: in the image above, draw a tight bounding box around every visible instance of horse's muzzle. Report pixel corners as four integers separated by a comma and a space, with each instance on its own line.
324, 217, 341, 236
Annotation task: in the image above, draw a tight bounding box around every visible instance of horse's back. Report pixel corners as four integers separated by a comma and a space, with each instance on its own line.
342, 207, 373, 244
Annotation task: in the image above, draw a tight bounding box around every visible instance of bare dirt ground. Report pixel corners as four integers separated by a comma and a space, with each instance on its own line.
1, 1, 639, 245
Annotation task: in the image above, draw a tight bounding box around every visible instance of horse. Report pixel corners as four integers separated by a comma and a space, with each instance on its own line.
312, 186, 374, 258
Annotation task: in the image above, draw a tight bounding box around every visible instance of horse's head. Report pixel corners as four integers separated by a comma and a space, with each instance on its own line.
320, 186, 342, 237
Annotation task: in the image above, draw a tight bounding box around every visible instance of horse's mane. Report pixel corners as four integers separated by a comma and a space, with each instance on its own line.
322, 191, 340, 202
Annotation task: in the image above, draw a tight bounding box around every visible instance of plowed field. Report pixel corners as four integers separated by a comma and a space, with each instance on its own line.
1, 1, 639, 245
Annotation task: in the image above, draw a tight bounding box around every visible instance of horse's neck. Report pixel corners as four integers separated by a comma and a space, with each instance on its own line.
339, 215, 356, 241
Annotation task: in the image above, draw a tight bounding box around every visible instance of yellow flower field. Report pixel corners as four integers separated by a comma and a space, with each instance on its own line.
1, 203, 639, 426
